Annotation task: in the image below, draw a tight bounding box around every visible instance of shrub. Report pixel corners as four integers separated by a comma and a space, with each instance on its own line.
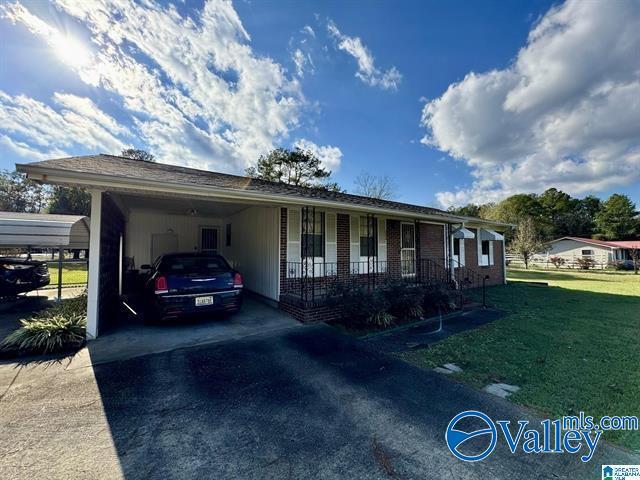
328, 283, 394, 328
1, 293, 87, 354
576, 257, 596, 270
383, 282, 424, 320
549, 256, 566, 269
422, 284, 456, 317
613, 260, 634, 271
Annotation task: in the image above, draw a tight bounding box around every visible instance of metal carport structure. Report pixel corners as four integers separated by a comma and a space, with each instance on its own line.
0, 211, 90, 299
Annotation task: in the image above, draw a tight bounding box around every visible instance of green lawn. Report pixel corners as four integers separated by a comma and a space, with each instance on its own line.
401, 268, 640, 451
45, 263, 88, 287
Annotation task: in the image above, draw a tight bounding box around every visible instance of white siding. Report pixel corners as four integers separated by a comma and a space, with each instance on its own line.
224, 206, 280, 300
126, 206, 280, 300
126, 209, 224, 267
547, 239, 613, 265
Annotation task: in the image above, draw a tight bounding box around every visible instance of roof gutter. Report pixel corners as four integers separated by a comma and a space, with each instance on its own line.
18, 163, 473, 224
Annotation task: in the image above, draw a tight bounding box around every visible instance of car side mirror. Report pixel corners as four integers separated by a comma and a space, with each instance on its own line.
140, 264, 152, 270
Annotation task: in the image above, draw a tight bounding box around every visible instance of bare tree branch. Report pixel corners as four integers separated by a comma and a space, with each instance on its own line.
353, 172, 396, 200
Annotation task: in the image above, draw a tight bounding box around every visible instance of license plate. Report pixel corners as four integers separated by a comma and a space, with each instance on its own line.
195, 296, 214, 307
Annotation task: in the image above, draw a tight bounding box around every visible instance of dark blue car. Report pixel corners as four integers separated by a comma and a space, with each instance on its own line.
142, 253, 243, 322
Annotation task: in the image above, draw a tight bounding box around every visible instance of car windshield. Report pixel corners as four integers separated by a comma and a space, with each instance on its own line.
159, 256, 229, 274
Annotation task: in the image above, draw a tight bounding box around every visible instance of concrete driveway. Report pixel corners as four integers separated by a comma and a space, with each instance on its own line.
0, 324, 636, 479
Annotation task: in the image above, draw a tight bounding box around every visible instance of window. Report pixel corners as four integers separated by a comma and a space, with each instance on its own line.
225, 223, 232, 247
301, 210, 325, 258
159, 255, 229, 274
453, 238, 461, 256
480, 240, 491, 266
200, 227, 218, 252
359, 216, 378, 257
452, 238, 464, 266
581, 249, 593, 256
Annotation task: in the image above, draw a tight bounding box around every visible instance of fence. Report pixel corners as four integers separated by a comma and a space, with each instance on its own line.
505, 253, 611, 270
281, 257, 487, 307
45, 259, 88, 288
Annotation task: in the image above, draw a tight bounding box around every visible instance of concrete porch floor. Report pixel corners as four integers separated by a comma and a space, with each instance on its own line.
67, 297, 300, 369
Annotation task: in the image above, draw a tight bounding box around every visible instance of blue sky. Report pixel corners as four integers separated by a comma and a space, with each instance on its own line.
1, 0, 639, 208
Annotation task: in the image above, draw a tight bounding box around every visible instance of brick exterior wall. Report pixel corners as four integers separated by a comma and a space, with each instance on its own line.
419, 223, 445, 261
464, 228, 505, 286
278, 301, 343, 323
98, 193, 125, 333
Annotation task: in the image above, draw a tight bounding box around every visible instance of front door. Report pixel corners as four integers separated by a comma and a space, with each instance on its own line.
401, 223, 416, 276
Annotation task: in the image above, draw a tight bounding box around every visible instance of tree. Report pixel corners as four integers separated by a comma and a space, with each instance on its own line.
628, 246, 640, 275
595, 194, 638, 240
353, 172, 396, 200
447, 204, 481, 218
0, 170, 49, 213
48, 186, 90, 216
562, 195, 601, 238
245, 147, 340, 190
121, 148, 156, 162
539, 188, 578, 238
509, 217, 546, 269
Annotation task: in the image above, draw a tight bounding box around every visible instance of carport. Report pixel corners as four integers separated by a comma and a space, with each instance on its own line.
83, 189, 281, 338
0, 211, 89, 299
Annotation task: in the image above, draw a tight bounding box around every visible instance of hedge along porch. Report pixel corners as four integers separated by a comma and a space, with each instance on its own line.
17, 154, 509, 336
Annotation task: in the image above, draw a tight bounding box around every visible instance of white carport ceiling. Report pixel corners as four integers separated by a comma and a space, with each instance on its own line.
113, 193, 252, 217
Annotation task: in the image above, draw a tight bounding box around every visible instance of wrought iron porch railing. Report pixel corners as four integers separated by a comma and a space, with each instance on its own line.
281, 257, 488, 308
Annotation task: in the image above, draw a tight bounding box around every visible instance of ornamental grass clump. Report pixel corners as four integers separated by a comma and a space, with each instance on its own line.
1, 293, 87, 354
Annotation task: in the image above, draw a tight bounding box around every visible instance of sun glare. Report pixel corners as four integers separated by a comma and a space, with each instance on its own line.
52, 34, 91, 68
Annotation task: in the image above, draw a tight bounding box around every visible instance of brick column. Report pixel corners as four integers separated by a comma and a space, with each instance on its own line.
337, 213, 350, 279
387, 219, 401, 279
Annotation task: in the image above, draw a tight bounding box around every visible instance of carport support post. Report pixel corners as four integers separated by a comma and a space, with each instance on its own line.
86, 190, 103, 340
57, 246, 63, 302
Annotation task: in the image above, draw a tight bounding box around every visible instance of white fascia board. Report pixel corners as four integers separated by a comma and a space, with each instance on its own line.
18, 165, 466, 224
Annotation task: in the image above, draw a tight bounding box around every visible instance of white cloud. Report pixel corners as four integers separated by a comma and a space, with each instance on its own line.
422, 0, 640, 207
0, 90, 129, 158
0, 0, 304, 172
327, 19, 401, 91
301, 25, 315, 38
293, 138, 342, 172
292, 48, 314, 78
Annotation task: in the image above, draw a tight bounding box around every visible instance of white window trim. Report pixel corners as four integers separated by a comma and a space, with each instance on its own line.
477, 233, 494, 267
452, 237, 465, 267
301, 210, 326, 263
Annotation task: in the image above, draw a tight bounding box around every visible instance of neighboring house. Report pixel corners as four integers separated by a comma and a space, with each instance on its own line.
17, 155, 509, 338
545, 237, 640, 267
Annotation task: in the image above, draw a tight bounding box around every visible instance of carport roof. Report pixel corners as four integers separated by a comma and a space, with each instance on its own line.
0, 211, 89, 248
17, 154, 509, 227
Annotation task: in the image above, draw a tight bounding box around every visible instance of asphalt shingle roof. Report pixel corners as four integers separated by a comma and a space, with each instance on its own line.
19, 154, 456, 219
